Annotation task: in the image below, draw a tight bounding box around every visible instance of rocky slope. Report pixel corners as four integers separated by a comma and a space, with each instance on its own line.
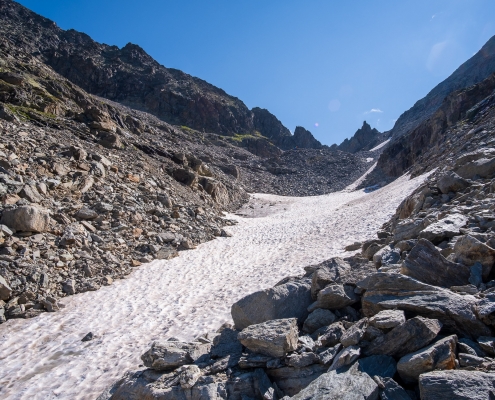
0, 0, 324, 152
331, 121, 386, 153
387, 34, 495, 140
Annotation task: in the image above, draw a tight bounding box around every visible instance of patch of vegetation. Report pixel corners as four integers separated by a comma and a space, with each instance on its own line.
230, 131, 266, 142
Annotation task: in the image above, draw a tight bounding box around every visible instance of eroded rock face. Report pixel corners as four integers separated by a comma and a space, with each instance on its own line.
237, 318, 298, 358
231, 279, 312, 330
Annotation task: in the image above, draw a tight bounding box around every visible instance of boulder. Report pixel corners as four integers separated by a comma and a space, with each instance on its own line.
286, 352, 319, 368
362, 272, 491, 338
0, 205, 50, 232
141, 341, 211, 370
231, 279, 312, 330
437, 171, 470, 194
0, 275, 12, 301
237, 318, 298, 358
340, 318, 369, 347
475, 293, 495, 327
419, 214, 467, 244
397, 335, 457, 383
308, 283, 359, 311
477, 336, 495, 357
310, 258, 351, 299
290, 363, 379, 400
419, 370, 495, 400
358, 355, 397, 379
311, 321, 346, 347
369, 310, 405, 330
75, 207, 98, 220
364, 316, 442, 358
454, 235, 495, 280
402, 239, 471, 287
393, 219, 426, 242
302, 308, 336, 334
377, 377, 412, 400
329, 345, 361, 371
455, 157, 495, 179
373, 247, 401, 268
178, 365, 201, 389
267, 364, 327, 397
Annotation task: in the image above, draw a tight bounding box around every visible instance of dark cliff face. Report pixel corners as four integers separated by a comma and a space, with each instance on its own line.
293, 126, 323, 149
333, 121, 384, 153
388, 35, 495, 140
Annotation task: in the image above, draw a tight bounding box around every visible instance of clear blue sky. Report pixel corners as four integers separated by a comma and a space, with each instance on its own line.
15, 0, 495, 145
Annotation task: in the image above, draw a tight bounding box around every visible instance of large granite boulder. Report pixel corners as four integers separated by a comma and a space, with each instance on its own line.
419, 370, 495, 400
141, 341, 211, 371
231, 279, 312, 330
237, 318, 298, 358
362, 272, 491, 338
402, 239, 471, 287
0, 205, 51, 232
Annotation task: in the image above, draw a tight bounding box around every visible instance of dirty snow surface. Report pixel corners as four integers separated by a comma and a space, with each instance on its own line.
0, 173, 428, 400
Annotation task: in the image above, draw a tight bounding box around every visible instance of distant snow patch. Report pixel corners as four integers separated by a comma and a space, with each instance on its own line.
370, 139, 390, 152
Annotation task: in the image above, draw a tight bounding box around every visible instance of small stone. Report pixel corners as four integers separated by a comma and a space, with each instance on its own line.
81, 332, 94, 342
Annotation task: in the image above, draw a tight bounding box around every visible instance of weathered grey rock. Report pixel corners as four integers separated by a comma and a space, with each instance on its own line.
329, 345, 361, 371
369, 310, 405, 330
155, 245, 179, 260
476, 293, 495, 327
317, 344, 342, 365
373, 247, 401, 268
210, 328, 242, 359
454, 235, 495, 280
19, 184, 42, 203
419, 370, 495, 400
419, 214, 467, 243
310, 258, 351, 299
393, 219, 426, 242
309, 283, 359, 311
141, 341, 211, 370
286, 352, 319, 368
231, 279, 312, 330
340, 318, 369, 347
459, 353, 487, 367
178, 365, 201, 389
364, 316, 441, 358
477, 336, 495, 356
377, 377, 412, 400
237, 318, 298, 358
437, 171, 470, 194
397, 335, 457, 383
290, 363, 379, 400
456, 156, 495, 179
311, 321, 346, 347
302, 308, 336, 334
459, 338, 488, 357
62, 279, 76, 295
267, 364, 327, 397
75, 207, 98, 220
0, 205, 50, 232
358, 355, 397, 378
0, 275, 12, 301
402, 238, 471, 288
363, 273, 491, 338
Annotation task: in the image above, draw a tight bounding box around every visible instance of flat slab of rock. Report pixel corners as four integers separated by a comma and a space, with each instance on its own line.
362, 272, 491, 338
402, 239, 471, 287
309, 283, 359, 311
419, 370, 495, 400
397, 335, 457, 383
418, 214, 467, 244
141, 341, 211, 370
369, 310, 405, 330
290, 363, 379, 400
231, 279, 312, 330
364, 316, 441, 358
0, 205, 50, 232
237, 318, 298, 358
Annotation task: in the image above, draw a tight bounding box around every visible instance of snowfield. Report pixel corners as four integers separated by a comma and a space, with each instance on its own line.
0, 172, 428, 400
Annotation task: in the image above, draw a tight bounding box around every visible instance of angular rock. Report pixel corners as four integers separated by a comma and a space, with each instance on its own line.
393, 219, 426, 242
141, 341, 211, 370
62, 279, 76, 295
302, 308, 336, 334
454, 235, 495, 280
364, 316, 442, 358
309, 283, 359, 311
476, 293, 495, 327
437, 171, 470, 194
419, 370, 495, 400
340, 318, 369, 347
363, 273, 491, 338
19, 185, 42, 203
317, 344, 342, 365
373, 247, 401, 268
419, 214, 467, 243
178, 365, 201, 389
329, 345, 361, 371
237, 318, 298, 358
231, 279, 312, 330
0, 205, 50, 232
456, 156, 495, 179
369, 310, 405, 330
0, 275, 12, 301
267, 364, 327, 397
210, 328, 242, 359
377, 377, 412, 400
290, 363, 379, 400
402, 239, 471, 288
286, 352, 319, 368
75, 207, 98, 220
310, 257, 351, 299
311, 321, 346, 347
397, 335, 457, 383
358, 355, 397, 379
477, 336, 495, 357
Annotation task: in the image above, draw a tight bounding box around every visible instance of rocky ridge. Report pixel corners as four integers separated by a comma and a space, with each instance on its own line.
331, 121, 386, 154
